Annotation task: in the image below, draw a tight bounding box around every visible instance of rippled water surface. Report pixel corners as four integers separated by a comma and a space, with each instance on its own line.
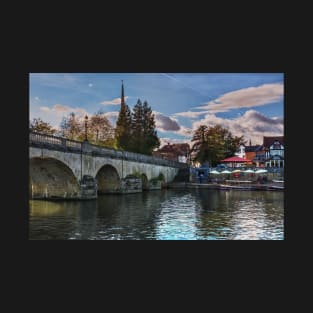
29, 189, 284, 240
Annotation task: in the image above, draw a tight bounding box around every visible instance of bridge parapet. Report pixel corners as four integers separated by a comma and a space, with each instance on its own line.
30, 131, 82, 152
30, 131, 188, 169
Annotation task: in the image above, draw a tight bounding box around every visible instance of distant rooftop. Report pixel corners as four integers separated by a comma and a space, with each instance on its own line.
157, 143, 190, 154
245, 145, 262, 152
263, 136, 284, 147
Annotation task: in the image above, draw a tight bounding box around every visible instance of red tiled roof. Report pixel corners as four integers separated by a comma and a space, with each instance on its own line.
157, 143, 190, 154
263, 136, 284, 148
153, 143, 190, 161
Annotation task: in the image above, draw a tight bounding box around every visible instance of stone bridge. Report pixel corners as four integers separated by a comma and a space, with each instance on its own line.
29, 131, 189, 200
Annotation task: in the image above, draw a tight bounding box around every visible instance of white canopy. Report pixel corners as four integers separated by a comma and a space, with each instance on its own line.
255, 169, 268, 174
232, 169, 241, 173
244, 169, 254, 173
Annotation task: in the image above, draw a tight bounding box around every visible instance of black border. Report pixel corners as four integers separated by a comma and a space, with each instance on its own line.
7, 27, 295, 254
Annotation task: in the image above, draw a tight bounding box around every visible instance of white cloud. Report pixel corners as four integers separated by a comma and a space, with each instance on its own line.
38, 104, 90, 129
192, 109, 283, 145
152, 112, 193, 139
34, 96, 40, 101
103, 111, 119, 126
174, 125, 193, 137
196, 83, 284, 113
40, 104, 88, 116
173, 111, 209, 119
101, 96, 129, 105
39, 106, 50, 112
88, 83, 93, 87
159, 137, 191, 148
154, 112, 180, 131
104, 111, 119, 118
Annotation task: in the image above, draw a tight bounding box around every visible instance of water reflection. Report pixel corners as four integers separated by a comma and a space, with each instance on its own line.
68, 200, 98, 240
29, 189, 284, 240
154, 192, 199, 240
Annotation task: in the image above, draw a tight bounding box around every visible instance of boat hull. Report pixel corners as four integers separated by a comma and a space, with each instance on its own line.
219, 184, 254, 191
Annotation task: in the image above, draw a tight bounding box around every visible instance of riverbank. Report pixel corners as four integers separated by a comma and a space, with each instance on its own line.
167, 182, 284, 191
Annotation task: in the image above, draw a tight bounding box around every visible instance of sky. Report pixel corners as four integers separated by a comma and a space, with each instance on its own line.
29, 73, 284, 146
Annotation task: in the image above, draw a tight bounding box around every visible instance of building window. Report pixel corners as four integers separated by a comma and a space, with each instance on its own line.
270, 149, 284, 157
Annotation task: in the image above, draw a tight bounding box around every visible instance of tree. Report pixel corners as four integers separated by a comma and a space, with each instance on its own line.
60, 112, 82, 140
131, 99, 144, 152
89, 110, 114, 147
225, 134, 245, 157
205, 125, 229, 166
191, 124, 245, 166
130, 99, 160, 154
30, 118, 56, 135
115, 102, 132, 150
142, 100, 160, 154
190, 125, 208, 164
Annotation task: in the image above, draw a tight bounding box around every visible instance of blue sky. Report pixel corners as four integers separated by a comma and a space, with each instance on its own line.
29, 73, 284, 146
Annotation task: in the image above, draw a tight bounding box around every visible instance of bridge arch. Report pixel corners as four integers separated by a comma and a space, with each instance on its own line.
96, 164, 121, 194
30, 157, 80, 199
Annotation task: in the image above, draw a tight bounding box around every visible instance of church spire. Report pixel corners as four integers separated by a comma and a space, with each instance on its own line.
121, 80, 125, 107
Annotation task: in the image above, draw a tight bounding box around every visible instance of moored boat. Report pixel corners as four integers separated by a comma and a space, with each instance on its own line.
266, 185, 284, 191
219, 184, 254, 191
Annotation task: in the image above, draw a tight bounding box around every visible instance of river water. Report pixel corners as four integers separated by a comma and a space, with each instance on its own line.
29, 189, 284, 240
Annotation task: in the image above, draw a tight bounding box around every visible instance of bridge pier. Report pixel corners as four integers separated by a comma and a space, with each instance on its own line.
79, 175, 98, 199
121, 177, 142, 193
